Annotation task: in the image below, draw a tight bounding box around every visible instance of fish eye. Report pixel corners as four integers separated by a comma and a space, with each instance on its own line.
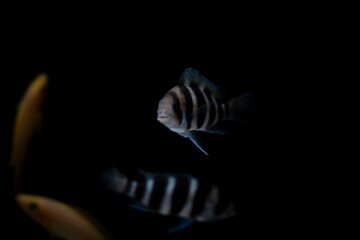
28, 202, 38, 210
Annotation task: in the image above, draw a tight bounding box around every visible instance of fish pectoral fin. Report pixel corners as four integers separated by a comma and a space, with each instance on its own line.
127, 202, 152, 213
167, 218, 194, 235
187, 132, 209, 156
177, 132, 209, 155
177, 132, 189, 138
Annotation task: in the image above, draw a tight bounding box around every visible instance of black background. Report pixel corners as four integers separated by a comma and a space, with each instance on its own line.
0, 26, 332, 238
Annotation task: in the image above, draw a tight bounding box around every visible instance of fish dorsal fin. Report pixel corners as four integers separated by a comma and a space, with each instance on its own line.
179, 68, 224, 100
136, 168, 155, 179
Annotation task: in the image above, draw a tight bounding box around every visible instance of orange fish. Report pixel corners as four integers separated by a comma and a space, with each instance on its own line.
9, 73, 48, 192
16, 194, 113, 240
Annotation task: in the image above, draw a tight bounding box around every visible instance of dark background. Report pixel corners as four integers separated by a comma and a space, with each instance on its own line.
0, 30, 330, 238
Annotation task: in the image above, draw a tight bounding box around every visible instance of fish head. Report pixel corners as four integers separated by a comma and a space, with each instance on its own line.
16, 194, 50, 228
157, 92, 181, 129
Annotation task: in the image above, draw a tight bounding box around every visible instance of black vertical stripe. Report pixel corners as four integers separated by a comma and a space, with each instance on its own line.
218, 103, 224, 121
193, 88, 206, 129
224, 103, 229, 119
170, 175, 190, 214
148, 176, 168, 211
134, 181, 146, 201
167, 91, 183, 125
204, 88, 216, 128
179, 86, 193, 129
212, 98, 220, 125
215, 188, 233, 216
190, 181, 213, 218
208, 102, 217, 127
124, 180, 132, 195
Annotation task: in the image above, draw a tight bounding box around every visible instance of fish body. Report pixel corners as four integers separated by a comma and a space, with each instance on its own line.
101, 167, 236, 225
9, 73, 48, 192
157, 68, 253, 155
16, 194, 113, 240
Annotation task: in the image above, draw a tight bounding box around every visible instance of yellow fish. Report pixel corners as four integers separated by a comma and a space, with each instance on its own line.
9, 73, 48, 192
16, 194, 113, 240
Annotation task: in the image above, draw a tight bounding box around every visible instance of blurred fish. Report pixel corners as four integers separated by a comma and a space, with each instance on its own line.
157, 68, 254, 155
101, 167, 236, 233
16, 194, 113, 240
9, 73, 48, 192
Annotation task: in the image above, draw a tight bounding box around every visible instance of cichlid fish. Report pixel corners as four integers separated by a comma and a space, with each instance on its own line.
16, 194, 113, 240
101, 167, 236, 233
157, 68, 253, 155
9, 73, 48, 192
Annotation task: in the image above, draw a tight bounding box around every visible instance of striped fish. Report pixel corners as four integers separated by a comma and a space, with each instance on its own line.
157, 68, 253, 155
101, 167, 236, 233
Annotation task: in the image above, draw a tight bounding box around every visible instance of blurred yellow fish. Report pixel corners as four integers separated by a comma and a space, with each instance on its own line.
16, 194, 113, 240
9, 73, 48, 192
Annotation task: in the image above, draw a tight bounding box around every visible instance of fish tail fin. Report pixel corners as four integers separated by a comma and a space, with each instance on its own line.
225, 92, 255, 123
99, 166, 129, 193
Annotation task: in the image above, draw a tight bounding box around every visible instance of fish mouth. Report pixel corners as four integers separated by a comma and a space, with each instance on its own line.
157, 112, 169, 120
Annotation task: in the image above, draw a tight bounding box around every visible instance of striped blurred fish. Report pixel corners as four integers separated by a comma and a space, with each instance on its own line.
101, 167, 236, 233
157, 68, 253, 155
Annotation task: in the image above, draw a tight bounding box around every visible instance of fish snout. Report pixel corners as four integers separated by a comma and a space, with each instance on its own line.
157, 112, 170, 121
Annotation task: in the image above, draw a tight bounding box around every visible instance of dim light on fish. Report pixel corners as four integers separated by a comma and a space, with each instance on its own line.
157, 68, 254, 155
101, 167, 236, 234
